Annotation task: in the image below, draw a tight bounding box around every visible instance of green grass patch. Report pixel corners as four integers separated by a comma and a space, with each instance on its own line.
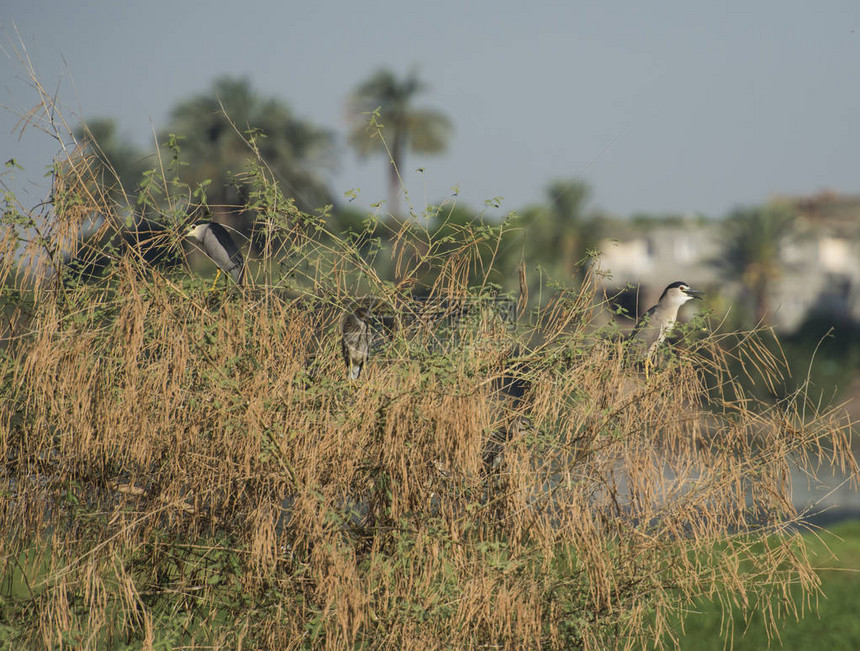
663, 520, 860, 650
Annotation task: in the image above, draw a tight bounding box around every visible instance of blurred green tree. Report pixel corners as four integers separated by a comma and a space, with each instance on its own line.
164, 76, 335, 216
347, 69, 453, 219
503, 179, 597, 295
544, 178, 595, 279
718, 202, 796, 324
73, 118, 148, 201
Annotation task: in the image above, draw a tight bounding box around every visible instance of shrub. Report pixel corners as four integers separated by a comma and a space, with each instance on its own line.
1, 93, 857, 650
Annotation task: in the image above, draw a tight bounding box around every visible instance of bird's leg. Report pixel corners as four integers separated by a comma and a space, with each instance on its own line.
210, 268, 222, 291
644, 356, 652, 382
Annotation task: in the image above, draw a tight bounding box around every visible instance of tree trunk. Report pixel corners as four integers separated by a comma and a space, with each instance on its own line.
754, 278, 769, 325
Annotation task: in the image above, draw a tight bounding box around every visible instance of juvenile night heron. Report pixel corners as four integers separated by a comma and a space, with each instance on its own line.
628, 281, 704, 372
341, 307, 371, 379
185, 222, 245, 287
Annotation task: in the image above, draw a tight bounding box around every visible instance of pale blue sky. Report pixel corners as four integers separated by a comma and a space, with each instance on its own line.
1, 0, 858, 218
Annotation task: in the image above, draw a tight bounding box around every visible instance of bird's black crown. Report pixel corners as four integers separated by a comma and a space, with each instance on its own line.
659, 281, 690, 300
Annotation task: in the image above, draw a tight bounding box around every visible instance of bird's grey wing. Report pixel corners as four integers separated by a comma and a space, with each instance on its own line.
341, 315, 369, 362
628, 305, 660, 360
341, 317, 368, 379
342, 329, 369, 361
629, 306, 657, 337
204, 224, 244, 283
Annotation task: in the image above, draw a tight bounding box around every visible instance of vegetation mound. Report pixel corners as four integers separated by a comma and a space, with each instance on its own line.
0, 108, 857, 650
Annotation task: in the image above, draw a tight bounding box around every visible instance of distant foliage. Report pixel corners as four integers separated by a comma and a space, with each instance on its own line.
73, 118, 150, 201
164, 76, 335, 216
717, 202, 797, 325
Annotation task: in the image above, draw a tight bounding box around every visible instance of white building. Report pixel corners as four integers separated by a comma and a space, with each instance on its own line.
595, 194, 860, 333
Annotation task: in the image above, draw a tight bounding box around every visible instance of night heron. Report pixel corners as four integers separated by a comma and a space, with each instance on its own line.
628, 281, 704, 374
341, 307, 371, 379
185, 222, 245, 287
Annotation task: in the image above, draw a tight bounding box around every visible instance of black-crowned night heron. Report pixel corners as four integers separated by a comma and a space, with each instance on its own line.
628, 281, 704, 373
185, 222, 245, 287
341, 307, 371, 379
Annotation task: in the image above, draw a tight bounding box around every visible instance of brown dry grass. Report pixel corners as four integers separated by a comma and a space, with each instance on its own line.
1, 66, 858, 649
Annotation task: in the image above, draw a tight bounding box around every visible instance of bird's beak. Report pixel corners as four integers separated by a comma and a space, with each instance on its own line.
684, 288, 705, 300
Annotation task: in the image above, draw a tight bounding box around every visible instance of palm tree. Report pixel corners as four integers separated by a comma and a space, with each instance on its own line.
347, 69, 453, 219
509, 179, 595, 284
165, 76, 335, 216
718, 202, 796, 324
545, 179, 593, 279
